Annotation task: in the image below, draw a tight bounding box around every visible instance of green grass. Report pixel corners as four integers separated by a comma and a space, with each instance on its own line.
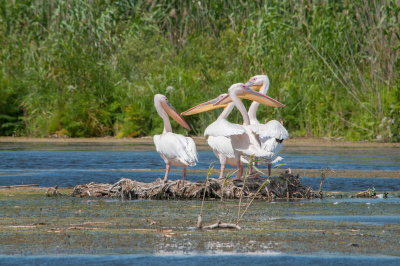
1, 0, 399, 141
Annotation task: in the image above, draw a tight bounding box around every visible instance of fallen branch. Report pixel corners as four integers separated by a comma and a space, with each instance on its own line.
202, 220, 242, 230
353, 187, 376, 198
0, 184, 39, 188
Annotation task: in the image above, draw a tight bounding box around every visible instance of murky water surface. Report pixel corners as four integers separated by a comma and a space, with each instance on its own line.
0, 142, 399, 262
1, 254, 400, 265
1, 190, 400, 259
0, 143, 399, 190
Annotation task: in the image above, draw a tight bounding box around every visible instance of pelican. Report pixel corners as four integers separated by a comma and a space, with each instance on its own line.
153, 94, 198, 185
245, 75, 289, 175
182, 96, 238, 180
215, 83, 285, 180
184, 84, 285, 180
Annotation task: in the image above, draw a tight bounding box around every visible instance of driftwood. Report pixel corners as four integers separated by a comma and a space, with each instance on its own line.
0, 184, 39, 188
72, 171, 315, 200
202, 220, 242, 230
353, 187, 376, 198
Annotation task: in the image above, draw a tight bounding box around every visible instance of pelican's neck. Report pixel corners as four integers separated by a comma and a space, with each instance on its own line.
230, 89, 250, 126
248, 77, 270, 123
218, 103, 235, 120
155, 101, 172, 133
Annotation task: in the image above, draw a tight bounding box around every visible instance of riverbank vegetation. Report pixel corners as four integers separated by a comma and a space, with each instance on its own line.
1, 0, 399, 141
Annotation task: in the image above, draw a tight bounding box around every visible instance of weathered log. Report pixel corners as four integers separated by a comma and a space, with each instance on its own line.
72, 172, 316, 200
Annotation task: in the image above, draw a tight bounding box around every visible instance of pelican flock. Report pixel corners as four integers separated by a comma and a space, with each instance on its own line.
154, 75, 287, 183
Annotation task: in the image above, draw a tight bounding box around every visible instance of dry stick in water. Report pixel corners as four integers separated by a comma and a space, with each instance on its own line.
198, 163, 214, 229
237, 178, 271, 224
217, 169, 235, 222
236, 158, 253, 225
318, 167, 333, 198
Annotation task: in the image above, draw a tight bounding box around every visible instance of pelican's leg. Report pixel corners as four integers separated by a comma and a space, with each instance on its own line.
248, 161, 258, 175
233, 160, 243, 181
218, 164, 226, 180
182, 166, 187, 187
163, 163, 171, 183
248, 164, 253, 175
268, 163, 272, 176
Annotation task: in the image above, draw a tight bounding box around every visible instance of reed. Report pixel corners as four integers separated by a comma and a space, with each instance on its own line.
0, 0, 398, 141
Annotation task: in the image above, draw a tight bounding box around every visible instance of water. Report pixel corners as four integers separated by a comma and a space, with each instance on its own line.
1, 143, 399, 262
1, 254, 399, 266
0, 147, 400, 190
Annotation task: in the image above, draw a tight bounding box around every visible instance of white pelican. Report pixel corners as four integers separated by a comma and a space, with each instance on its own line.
245, 75, 289, 175
182, 96, 238, 179
185, 84, 285, 180
153, 94, 198, 185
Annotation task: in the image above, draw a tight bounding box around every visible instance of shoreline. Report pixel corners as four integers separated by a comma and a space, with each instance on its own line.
1, 136, 399, 148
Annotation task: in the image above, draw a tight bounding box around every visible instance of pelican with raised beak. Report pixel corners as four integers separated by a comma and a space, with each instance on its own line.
153, 94, 198, 186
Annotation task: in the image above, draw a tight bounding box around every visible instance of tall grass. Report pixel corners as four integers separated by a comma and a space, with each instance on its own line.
0, 0, 399, 141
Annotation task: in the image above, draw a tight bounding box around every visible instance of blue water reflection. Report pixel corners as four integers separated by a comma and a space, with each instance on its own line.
0, 150, 399, 189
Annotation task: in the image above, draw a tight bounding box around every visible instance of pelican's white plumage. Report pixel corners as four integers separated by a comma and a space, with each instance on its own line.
204, 117, 246, 137
154, 132, 197, 167
214, 83, 285, 180
183, 95, 240, 179
204, 103, 241, 178
245, 75, 289, 173
153, 94, 198, 184
258, 120, 289, 141
181, 82, 285, 180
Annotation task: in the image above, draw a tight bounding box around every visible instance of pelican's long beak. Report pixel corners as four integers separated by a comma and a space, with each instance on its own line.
214, 94, 231, 106
161, 101, 191, 130
245, 81, 262, 91
181, 96, 228, 116
215, 87, 286, 108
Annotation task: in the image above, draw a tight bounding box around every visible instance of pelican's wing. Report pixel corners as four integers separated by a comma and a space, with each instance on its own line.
252, 120, 289, 140
204, 119, 245, 137
185, 135, 198, 164
154, 133, 197, 166
271, 156, 283, 164
207, 136, 235, 159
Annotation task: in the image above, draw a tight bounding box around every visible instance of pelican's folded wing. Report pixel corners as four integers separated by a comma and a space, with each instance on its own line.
184, 136, 198, 165
252, 120, 289, 140
207, 136, 235, 159
204, 119, 245, 137
154, 133, 198, 166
